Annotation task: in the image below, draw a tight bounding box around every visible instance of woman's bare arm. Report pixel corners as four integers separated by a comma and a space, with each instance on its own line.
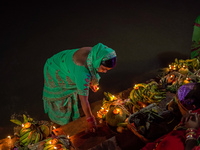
78, 95, 93, 118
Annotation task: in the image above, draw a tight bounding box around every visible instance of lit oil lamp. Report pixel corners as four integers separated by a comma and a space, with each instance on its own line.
97, 107, 109, 118
167, 74, 175, 84
49, 138, 58, 145
113, 108, 120, 115
169, 65, 172, 70
138, 101, 147, 109
134, 84, 139, 90
110, 95, 116, 101
142, 104, 147, 108
24, 122, 31, 128
186, 77, 191, 81
183, 77, 191, 84
169, 64, 177, 71
7, 135, 11, 139
173, 65, 177, 70
96, 86, 99, 91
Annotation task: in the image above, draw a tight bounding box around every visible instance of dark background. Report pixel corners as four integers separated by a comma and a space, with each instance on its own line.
0, 0, 200, 139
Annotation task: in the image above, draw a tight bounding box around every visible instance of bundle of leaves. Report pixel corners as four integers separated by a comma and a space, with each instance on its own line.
170, 58, 200, 72
160, 71, 200, 93
129, 81, 166, 112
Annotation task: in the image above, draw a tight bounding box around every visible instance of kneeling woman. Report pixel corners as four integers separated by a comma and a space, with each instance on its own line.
42, 43, 117, 131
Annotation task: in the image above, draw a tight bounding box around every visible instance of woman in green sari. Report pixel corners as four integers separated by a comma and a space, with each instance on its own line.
42, 43, 117, 130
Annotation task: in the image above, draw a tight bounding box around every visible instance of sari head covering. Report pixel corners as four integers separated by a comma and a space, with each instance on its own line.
87, 43, 117, 86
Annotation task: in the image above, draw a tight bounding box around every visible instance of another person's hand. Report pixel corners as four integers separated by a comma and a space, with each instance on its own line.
183, 111, 200, 129
86, 115, 97, 132
89, 82, 99, 92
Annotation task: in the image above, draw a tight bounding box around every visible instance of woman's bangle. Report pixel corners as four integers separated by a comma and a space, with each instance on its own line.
186, 128, 197, 133
185, 128, 197, 143
186, 132, 197, 137
86, 116, 95, 123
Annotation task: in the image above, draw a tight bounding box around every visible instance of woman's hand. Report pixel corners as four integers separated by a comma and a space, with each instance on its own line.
86, 116, 97, 132
183, 111, 200, 129
78, 95, 97, 133
89, 82, 99, 92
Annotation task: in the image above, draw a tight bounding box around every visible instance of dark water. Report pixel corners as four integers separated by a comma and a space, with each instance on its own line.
0, 1, 200, 139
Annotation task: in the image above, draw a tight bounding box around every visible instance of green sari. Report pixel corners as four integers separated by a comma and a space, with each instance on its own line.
191, 15, 200, 58
42, 43, 116, 125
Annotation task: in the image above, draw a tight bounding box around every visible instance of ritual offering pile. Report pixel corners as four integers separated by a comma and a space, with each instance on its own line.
97, 57, 200, 142
9, 114, 72, 150
3, 57, 200, 149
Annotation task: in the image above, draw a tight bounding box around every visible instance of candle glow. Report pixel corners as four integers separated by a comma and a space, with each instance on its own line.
110, 95, 115, 100
7, 136, 11, 139
24, 122, 31, 128
113, 108, 120, 115
142, 104, 146, 108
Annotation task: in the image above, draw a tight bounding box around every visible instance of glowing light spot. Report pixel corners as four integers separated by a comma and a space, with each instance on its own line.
7, 136, 11, 139
113, 108, 120, 115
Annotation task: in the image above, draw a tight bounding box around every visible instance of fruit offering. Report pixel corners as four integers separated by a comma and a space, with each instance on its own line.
10, 114, 50, 147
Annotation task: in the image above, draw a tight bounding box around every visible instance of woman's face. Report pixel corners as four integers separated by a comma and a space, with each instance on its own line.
97, 65, 112, 73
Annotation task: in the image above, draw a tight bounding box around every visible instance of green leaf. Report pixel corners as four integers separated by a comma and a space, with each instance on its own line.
28, 117, 33, 122
23, 114, 28, 123
10, 119, 22, 125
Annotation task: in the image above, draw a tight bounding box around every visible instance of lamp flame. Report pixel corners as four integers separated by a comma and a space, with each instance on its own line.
113, 108, 120, 115
7, 136, 11, 139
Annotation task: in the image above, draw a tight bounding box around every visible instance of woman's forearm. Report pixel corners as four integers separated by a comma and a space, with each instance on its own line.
79, 95, 93, 118
185, 139, 197, 150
